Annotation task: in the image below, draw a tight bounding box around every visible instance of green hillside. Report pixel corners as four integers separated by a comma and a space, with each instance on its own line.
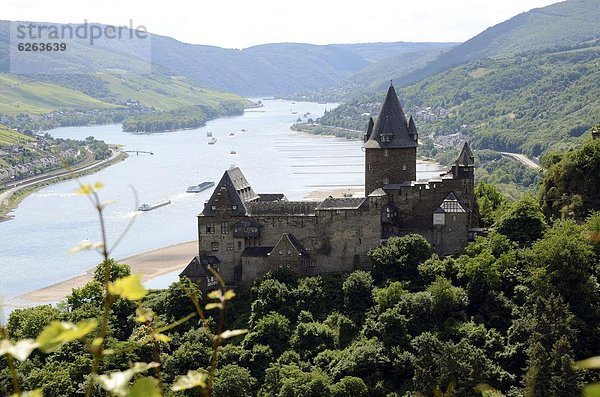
0, 74, 120, 115
0, 123, 34, 145
95, 72, 249, 111
315, 43, 600, 157
395, 0, 599, 88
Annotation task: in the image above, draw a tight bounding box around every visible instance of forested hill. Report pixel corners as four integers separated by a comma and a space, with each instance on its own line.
0, 20, 455, 96
395, 0, 599, 89
304, 0, 600, 101
315, 42, 600, 157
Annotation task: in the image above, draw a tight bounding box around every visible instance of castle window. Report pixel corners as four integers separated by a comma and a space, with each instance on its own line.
221, 221, 229, 234
226, 242, 233, 251
279, 250, 283, 255
368, 164, 372, 171
383, 178, 389, 185
211, 205, 217, 210
206, 223, 215, 234
384, 149, 389, 157
402, 164, 407, 171
211, 242, 219, 251
287, 250, 291, 255
232, 205, 237, 210
452, 215, 457, 221
237, 241, 242, 250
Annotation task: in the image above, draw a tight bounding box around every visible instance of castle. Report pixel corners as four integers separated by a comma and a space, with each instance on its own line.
181, 85, 479, 290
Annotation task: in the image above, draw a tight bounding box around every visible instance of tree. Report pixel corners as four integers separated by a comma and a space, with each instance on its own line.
525, 221, 596, 321
7, 305, 62, 340
495, 197, 548, 245
290, 321, 336, 360
475, 181, 508, 227
373, 281, 406, 311
213, 364, 258, 397
368, 235, 433, 286
93, 259, 131, 284
294, 276, 326, 318
244, 312, 291, 356
260, 364, 332, 397
342, 271, 374, 322
331, 376, 369, 397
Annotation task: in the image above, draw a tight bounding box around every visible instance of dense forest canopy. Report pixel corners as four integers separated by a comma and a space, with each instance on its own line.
1, 144, 599, 396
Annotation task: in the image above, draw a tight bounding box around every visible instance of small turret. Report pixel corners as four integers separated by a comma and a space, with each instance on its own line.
452, 142, 475, 179
363, 117, 374, 143
408, 115, 418, 142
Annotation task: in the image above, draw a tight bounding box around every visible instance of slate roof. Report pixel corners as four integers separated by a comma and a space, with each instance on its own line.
247, 201, 319, 216
241, 246, 275, 257
362, 84, 418, 149
316, 197, 366, 210
368, 188, 387, 197
456, 142, 475, 166
180, 255, 220, 278
272, 233, 309, 258
202, 167, 259, 217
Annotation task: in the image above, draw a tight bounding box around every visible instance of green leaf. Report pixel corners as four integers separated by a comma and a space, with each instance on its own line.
135, 307, 154, 323
36, 319, 97, 352
97, 362, 159, 397
0, 339, 38, 361
583, 383, 600, 397
109, 274, 148, 301
127, 377, 161, 397
153, 333, 171, 343
576, 356, 600, 369
205, 302, 223, 311
171, 370, 206, 391
218, 329, 247, 340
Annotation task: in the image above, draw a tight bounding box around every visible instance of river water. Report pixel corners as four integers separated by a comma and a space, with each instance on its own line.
0, 99, 445, 307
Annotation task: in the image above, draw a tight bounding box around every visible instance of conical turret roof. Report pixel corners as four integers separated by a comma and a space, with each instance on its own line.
363, 84, 418, 149
456, 142, 475, 166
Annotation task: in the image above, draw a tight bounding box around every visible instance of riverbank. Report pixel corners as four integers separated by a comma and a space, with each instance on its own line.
0, 149, 127, 222
15, 240, 197, 303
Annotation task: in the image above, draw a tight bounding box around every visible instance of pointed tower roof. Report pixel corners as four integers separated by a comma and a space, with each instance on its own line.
363, 117, 374, 143
408, 115, 417, 135
201, 167, 258, 217
456, 142, 475, 166
362, 84, 417, 149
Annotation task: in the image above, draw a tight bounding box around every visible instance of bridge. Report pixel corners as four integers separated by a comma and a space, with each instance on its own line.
124, 150, 154, 155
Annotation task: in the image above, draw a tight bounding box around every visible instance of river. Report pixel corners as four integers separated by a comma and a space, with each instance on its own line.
0, 99, 445, 311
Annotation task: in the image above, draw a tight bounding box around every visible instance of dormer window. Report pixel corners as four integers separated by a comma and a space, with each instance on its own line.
380, 134, 393, 143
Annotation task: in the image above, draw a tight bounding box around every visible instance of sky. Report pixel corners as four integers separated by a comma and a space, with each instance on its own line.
4, 0, 563, 48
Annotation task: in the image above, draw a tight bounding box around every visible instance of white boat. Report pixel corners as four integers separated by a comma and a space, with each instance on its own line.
138, 200, 171, 211
186, 181, 215, 193
208, 137, 217, 145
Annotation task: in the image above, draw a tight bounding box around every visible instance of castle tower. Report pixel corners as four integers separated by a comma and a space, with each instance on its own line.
362, 84, 418, 196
